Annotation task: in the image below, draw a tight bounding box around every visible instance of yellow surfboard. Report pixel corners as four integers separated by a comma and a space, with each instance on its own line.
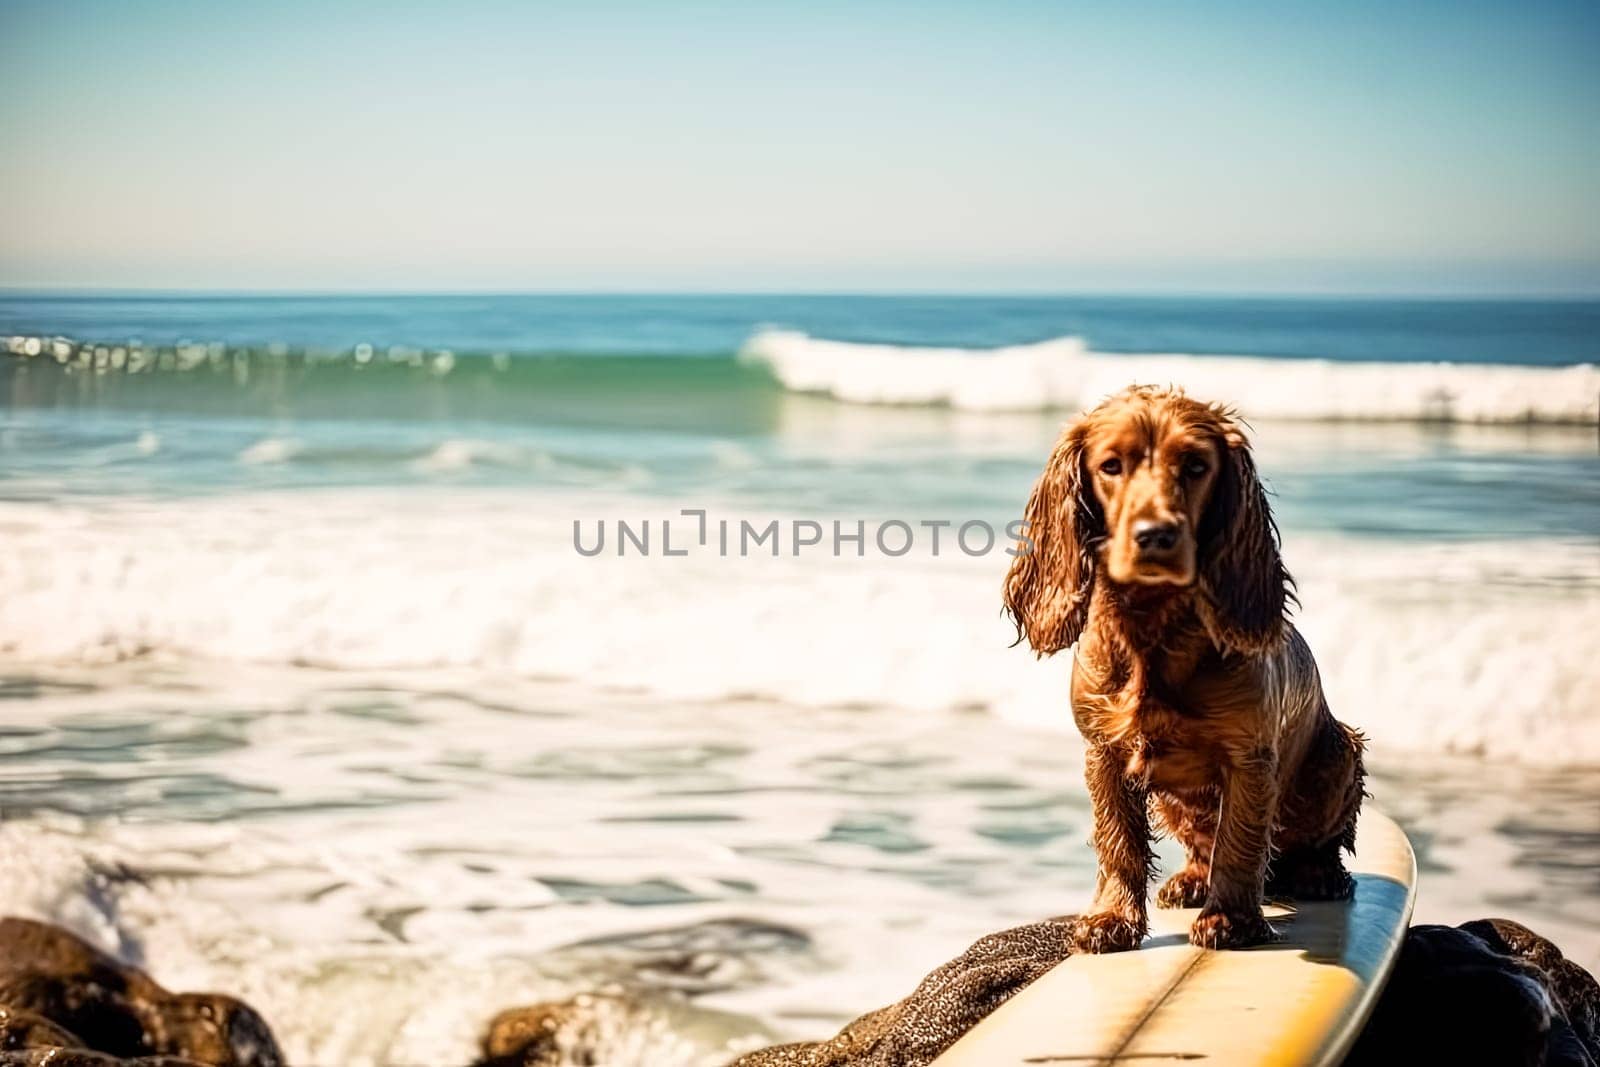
931, 809, 1416, 1067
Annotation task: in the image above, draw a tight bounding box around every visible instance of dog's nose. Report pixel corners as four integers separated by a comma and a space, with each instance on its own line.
1133, 520, 1181, 553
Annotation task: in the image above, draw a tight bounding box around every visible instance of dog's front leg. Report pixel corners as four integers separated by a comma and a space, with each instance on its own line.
1190, 745, 1278, 949
1071, 743, 1151, 954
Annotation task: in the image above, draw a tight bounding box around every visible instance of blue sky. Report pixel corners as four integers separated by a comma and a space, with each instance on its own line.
2, 0, 1597, 294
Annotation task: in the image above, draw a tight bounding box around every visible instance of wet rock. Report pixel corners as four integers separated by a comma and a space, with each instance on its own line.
0, 953, 149, 1056
1463, 918, 1600, 1055
0, 918, 283, 1067
0, 1053, 210, 1066
472, 993, 628, 1066
0, 1005, 85, 1050
1348, 919, 1600, 1067
133, 993, 283, 1067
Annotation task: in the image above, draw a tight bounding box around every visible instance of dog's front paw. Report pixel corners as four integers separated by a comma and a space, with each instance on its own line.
1189, 906, 1277, 950
1156, 867, 1210, 909
1070, 911, 1146, 954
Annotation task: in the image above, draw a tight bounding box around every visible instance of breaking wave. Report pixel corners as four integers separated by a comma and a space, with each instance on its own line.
741, 329, 1600, 422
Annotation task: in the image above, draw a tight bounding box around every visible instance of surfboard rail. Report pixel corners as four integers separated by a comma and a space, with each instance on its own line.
930, 808, 1417, 1067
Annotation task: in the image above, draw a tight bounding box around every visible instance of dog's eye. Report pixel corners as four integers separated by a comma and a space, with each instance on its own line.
1182, 456, 1208, 478
1098, 458, 1122, 476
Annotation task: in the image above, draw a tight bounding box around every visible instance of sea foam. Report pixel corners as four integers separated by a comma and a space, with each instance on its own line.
1, 491, 1594, 766
740, 329, 1600, 422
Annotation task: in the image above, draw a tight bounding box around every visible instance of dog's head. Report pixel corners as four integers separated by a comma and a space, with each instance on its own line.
1003, 386, 1292, 656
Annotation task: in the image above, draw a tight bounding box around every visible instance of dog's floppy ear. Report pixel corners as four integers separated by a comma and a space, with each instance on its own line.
1199, 423, 1294, 654
1003, 420, 1100, 656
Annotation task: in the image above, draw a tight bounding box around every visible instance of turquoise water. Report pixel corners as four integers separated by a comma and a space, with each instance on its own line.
3, 293, 1598, 540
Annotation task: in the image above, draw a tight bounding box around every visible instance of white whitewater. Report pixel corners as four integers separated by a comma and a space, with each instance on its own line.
741, 329, 1600, 422
0, 491, 1594, 767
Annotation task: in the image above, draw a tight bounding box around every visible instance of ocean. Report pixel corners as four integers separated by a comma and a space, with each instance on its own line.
1, 292, 1597, 1065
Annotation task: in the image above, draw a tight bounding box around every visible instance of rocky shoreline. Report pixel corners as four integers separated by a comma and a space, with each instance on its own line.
3, 914, 1597, 1067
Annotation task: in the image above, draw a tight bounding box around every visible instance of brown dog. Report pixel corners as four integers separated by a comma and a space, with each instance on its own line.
1004, 386, 1365, 952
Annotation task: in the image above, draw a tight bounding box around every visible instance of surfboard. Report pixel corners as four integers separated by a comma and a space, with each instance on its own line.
930, 809, 1417, 1067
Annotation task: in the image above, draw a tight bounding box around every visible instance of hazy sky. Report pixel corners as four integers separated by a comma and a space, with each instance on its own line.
2, 0, 1598, 294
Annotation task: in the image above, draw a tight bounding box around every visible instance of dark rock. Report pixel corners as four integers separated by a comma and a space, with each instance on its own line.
0, 918, 283, 1067
1461, 918, 1600, 1055
0, 1053, 210, 1066
1337, 919, 1599, 1067
0, 1005, 86, 1050
0, 960, 150, 1057
134, 993, 282, 1067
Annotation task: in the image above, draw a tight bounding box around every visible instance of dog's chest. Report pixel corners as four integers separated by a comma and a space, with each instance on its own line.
1073, 652, 1224, 790
1118, 696, 1222, 788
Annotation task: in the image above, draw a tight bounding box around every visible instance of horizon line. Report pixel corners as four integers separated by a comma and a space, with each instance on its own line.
4, 285, 1600, 304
